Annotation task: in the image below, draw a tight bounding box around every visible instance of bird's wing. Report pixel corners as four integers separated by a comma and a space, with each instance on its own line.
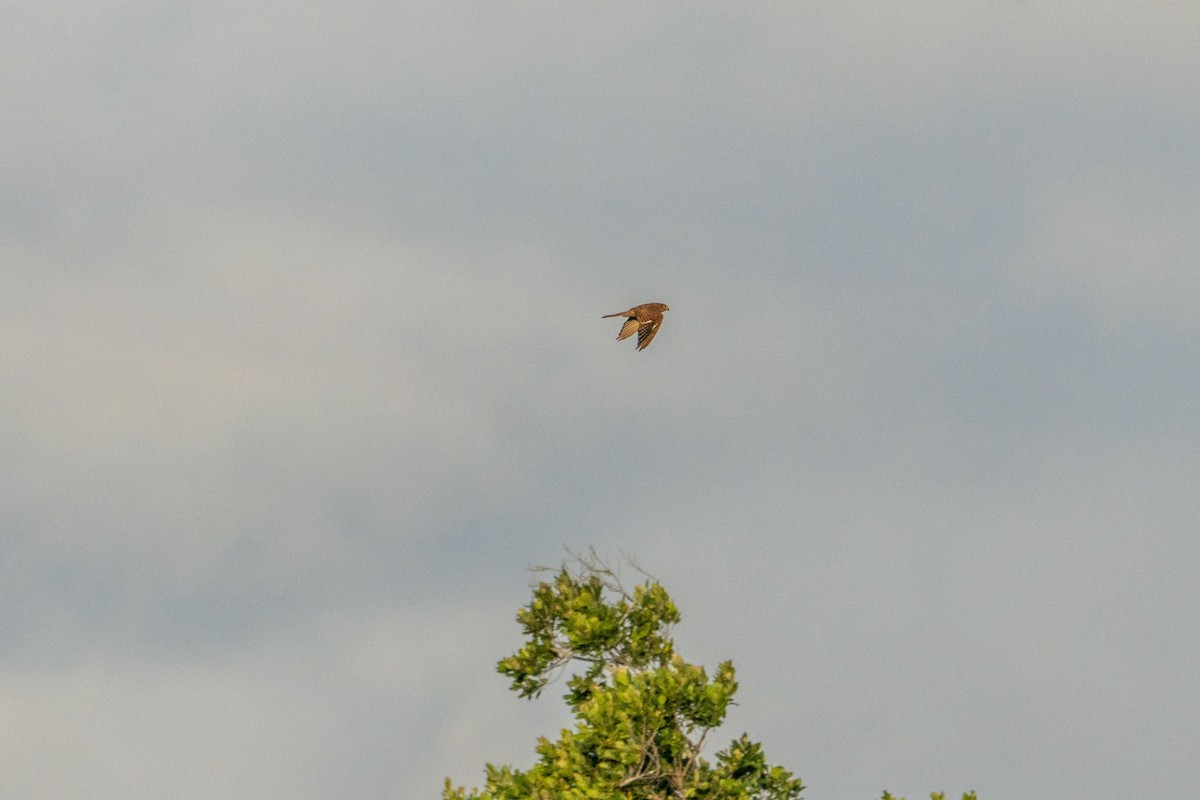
616, 317, 640, 341
635, 318, 662, 350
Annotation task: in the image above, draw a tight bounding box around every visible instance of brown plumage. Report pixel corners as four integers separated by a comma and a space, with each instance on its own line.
602, 302, 670, 351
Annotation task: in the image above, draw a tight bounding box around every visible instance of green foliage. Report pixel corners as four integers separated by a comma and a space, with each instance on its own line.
444, 555, 805, 800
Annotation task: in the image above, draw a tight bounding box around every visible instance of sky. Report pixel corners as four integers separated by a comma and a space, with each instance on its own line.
3, 2, 1199, 798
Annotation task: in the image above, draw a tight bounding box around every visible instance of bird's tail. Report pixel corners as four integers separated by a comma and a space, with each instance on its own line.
601, 312, 624, 318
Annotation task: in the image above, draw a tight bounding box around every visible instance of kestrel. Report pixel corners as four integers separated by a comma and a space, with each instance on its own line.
602, 302, 670, 351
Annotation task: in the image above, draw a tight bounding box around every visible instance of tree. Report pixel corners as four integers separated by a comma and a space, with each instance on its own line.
443, 554, 804, 800
442, 554, 978, 800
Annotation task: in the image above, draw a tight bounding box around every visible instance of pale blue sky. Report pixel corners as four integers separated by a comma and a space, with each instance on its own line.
4, 3, 1199, 798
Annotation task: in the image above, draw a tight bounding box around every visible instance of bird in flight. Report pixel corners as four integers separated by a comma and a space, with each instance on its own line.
602, 303, 670, 351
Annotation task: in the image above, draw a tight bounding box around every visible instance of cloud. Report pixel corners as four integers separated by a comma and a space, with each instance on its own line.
1015, 175, 1200, 330
3, 3, 1200, 798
